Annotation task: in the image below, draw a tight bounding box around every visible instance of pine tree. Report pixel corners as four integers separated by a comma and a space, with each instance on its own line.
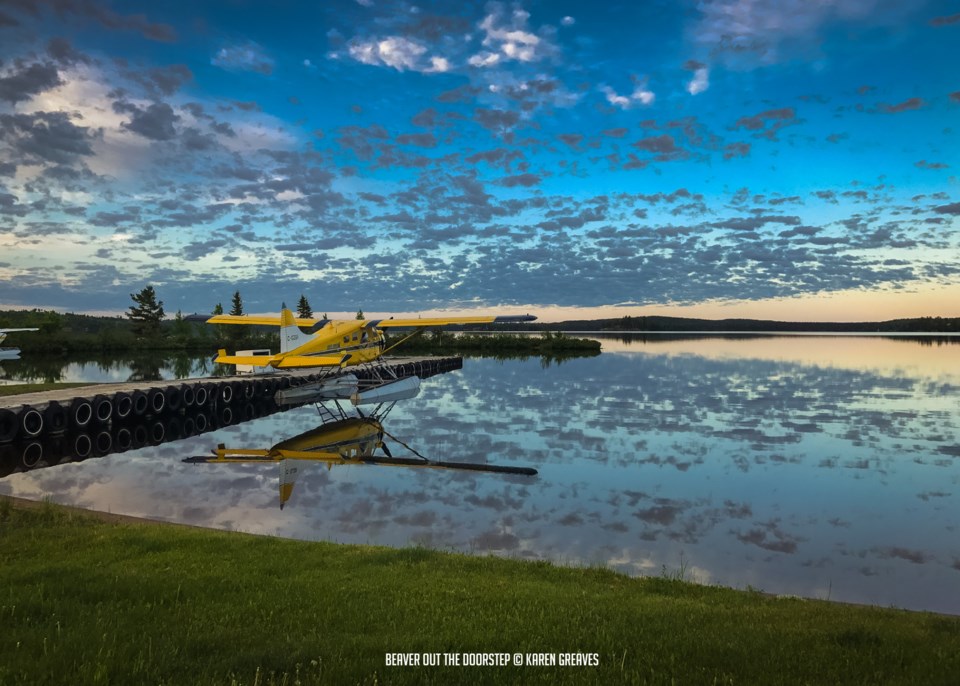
172, 309, 190, 339
211, 303, 225, 343
297, 294, 313, 319
229, 291, 243, 316
356, 309, 365, 320
127, 285, 165, 337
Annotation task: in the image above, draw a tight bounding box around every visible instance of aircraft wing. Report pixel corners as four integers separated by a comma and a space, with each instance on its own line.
369, 314, 537, 328
184, 450, 344, 463
204, 314, 318, 327
0, 328, 39, 333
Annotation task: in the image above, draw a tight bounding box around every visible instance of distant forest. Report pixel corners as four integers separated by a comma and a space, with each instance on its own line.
0, 309, 273, 354
1, 309, 957, 355
508, 315, 960, 333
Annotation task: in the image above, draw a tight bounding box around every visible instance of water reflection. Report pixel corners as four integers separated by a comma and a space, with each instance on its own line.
0, 397, 287, 479
1, 339, 959, 614
0, 352, 222, 385
184, 397, 536, 508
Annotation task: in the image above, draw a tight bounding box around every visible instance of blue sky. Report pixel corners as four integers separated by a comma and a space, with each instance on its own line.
0, 0, 958, 320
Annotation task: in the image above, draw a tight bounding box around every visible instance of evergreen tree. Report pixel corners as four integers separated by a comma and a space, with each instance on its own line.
297, 294, 313, 319
229, 291, 243, 316
211, 303, 225, 343
127, 285, 165, 337
171, 309, 192, 345
356, 309, 365, 320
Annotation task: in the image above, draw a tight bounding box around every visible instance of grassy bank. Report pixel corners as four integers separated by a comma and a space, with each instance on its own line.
1, 498, 957, 685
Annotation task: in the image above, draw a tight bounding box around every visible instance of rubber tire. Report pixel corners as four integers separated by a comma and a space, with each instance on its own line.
113, 392, 133, 420
18, 407, 43, 438
148, 388, 165, 415
70, 398, 93, 429
73, 433, 92, 459
131, 390, 149, 416
0, 408, 19, 443
180, 384, 196, 408
92, 395, 113, 423
43, 402, 68, 435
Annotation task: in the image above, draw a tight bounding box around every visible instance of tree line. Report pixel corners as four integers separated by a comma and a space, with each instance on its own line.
0, 286, 367, 355
127, 287, 323, 336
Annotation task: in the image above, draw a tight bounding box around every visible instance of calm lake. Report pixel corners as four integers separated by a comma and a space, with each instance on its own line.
2, 335, 959, 614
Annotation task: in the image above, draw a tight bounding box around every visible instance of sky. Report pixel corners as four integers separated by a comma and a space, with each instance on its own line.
0, 0, 958, 322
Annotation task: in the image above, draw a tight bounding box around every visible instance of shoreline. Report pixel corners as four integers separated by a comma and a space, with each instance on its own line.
4, 494, 956, 620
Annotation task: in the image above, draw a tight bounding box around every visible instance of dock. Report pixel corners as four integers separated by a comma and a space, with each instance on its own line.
0, 356, 462, 444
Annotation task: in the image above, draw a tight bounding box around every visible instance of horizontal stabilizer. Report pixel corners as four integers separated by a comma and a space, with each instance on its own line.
275, 354, 349, 369
214, 350, 348, 369
214, 351, 281, 367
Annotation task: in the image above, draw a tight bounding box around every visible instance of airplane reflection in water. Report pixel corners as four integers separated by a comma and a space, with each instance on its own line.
185, 382, 537, 508
1, 370, 537, 509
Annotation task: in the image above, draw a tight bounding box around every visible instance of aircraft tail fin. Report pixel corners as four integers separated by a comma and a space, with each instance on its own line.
279, 459, 301, 509
280, 303, 310, 354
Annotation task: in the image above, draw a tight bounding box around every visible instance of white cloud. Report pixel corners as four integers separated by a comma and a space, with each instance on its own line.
561, 16, 575, 26
346, 35, 454, 73
601, 86, 630, 108
686, 67, 710, 95
347, 40, 378, 66
601, 81, 655, 109
16, 60, 296, 180
471, 4, 556, 66
468, 51, 502, 68
377, 36, 427, 70
634, 86, 655, 105
692, 0, 884, 65
426, 56, 452, 73
212, 42, 274, 75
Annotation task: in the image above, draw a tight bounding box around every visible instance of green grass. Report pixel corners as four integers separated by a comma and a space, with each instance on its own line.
0, 383, 94, 398
1, 498, 958, 685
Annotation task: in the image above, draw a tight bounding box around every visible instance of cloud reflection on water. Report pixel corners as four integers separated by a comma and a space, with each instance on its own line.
1, 337, 959, 613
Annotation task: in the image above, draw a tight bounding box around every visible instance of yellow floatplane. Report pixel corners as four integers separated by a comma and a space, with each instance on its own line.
199, 304, 536, 371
